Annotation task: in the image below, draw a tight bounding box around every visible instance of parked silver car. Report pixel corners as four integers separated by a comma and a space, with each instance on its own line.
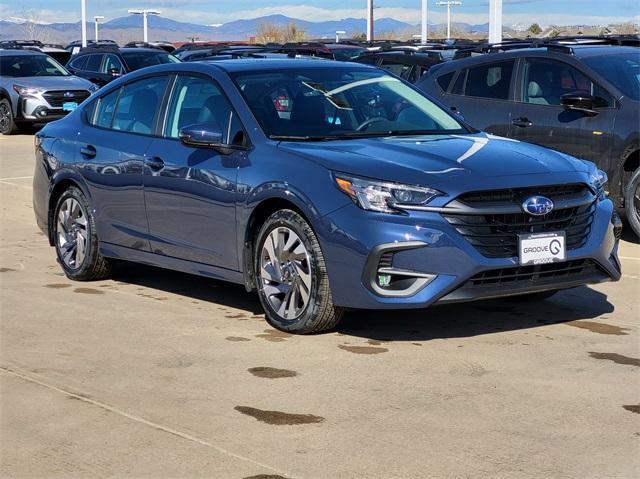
0, 49, 97, 134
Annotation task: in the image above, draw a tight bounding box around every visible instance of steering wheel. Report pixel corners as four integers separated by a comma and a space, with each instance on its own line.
355, 116, 388, 132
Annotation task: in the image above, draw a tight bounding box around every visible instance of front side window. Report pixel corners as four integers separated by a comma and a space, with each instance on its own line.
101, 54, 123, 74
465, 61, 514, 100
164, 75, 233, 140
0, 54, 69, 77
232, 68, 464, 139
68, 55, 88, 71
437, 71, 455, 92
523, 58, 613, 108
85, 54, 103, 73
111, 76, 168, 134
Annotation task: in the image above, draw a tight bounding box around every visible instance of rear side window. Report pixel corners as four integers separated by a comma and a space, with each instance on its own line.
437, 72, 455, 92
465, 60, 514, 100
92, 88, 120, 128
112, 76, 168, 134
85, 54, 103, 72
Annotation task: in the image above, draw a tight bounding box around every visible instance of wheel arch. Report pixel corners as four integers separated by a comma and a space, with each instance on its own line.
240, 189, 320, 293
47, 173, 93, 246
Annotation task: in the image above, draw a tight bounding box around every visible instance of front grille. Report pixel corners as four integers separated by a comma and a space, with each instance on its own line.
443, 184, 596, 258
469, 259, 600, 286
43, 90, 91, 108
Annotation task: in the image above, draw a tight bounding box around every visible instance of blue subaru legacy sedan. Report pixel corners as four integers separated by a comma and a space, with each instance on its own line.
33, 59, 622, 333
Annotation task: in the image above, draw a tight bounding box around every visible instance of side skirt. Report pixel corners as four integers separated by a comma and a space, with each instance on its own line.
99, 242, 245, 285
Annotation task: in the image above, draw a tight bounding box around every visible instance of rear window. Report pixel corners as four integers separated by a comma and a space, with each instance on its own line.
465, 60, 514, 100
121, 52, 179, 71
437, 72, 455, 92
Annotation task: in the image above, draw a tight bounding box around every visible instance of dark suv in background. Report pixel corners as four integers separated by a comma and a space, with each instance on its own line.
66, 46, 180, 86
418, 45, 640, 236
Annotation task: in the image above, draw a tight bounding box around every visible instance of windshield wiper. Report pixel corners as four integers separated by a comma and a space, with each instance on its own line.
269, 135, 342, 141
338, 130, 443, 139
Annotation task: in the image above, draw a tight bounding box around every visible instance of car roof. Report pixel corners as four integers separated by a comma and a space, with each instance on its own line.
201, 58, 375, 73
0, 49, 44, 57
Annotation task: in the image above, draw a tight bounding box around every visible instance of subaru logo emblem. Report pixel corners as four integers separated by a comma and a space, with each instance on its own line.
63, 92, 74, 98
522, 196, 554, 216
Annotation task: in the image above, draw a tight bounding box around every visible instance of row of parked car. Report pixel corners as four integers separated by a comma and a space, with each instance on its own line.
1, 35, 639, 236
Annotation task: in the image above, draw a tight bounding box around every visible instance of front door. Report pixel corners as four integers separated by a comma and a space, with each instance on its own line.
510, 57, 616, 165
143, 74, 244, 270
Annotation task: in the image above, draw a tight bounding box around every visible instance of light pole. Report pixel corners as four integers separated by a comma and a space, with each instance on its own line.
366, 0, 374, 42
421, 0, 428, 45
128, 9, 162, 43
489, 0, 502, 44
80, 0, 87, 47
436, 1, 462, 40
335, 30, 346, 43
94, 16, 104, 41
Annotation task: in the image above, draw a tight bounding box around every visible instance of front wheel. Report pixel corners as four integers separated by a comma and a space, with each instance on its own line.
254, 209, 343, 334
625, 168, 640, 238
54, 186, 112, 281
0, 99, 20, 135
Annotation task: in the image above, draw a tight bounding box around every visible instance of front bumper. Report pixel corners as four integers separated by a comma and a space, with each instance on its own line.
318, 198, 620, 309
17, 96, 71, 122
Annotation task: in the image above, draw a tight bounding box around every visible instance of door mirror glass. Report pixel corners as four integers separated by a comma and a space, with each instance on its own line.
179, 122, 224, 147
561, 92, 597, 116
108, 68, 121, 77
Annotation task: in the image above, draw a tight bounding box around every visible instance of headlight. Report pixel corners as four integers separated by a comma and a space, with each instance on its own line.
591, 169, 608, 201
12, 84, 44, 96
334, 173, 442, 213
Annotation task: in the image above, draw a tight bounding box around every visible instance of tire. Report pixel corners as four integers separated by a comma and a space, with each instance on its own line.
625, 168, 640, 238
0, 99, 20, 135
54, 186, 111, 281
506, 290, 558, 302
254, 209, 343, 334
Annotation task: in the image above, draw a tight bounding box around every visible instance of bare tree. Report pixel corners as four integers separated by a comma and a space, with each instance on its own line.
256, 21, 305, 44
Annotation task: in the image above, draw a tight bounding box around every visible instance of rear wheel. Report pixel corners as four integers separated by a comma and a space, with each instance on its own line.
625, 168, 640, 238
54, 186, 111, 281
0, 99, 19, 135
254, 209, 343, 334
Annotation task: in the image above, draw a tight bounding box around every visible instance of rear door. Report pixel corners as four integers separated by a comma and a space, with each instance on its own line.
143, 74, 245, 269
510, 57, 616, 164
76, 75, 169, 250
444, 59, 516, 136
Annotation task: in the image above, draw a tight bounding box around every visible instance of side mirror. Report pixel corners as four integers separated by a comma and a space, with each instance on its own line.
107, 68, 121, 77
179, 122, 226, 149
561, 92, 598, 116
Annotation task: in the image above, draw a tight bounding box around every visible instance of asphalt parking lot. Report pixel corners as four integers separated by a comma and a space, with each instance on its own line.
1, 132, 639, 479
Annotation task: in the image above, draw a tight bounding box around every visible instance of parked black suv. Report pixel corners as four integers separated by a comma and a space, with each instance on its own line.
66, 46, 179, 86
418, 45, 640, 235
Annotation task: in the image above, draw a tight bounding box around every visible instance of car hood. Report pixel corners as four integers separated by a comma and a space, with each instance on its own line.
278, 132, 591, 191
12, 75, 95, 90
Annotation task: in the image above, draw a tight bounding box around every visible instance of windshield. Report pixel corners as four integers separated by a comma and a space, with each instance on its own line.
0, 54, 69, 77
583, 52, 640, 101
122, 52, 180, 71
232, 68, 465, 139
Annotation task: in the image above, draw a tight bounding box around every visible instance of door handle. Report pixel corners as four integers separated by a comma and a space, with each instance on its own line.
145, 156, 165, 171
80, 145, 96, 158
512, 117, 533, 128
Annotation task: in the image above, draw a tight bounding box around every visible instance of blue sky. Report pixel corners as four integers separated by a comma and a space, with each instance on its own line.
2, 0, 638, 26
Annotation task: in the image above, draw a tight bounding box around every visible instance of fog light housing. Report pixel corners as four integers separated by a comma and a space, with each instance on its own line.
377, 274, 392, 287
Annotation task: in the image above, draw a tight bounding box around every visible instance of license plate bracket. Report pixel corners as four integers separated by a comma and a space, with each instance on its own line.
518, 231, 566, 266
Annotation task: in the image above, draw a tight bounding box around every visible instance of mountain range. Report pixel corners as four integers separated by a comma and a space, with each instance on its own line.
0, 13, 493, 44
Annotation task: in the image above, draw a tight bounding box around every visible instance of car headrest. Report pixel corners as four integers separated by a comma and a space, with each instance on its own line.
528, 81, 544, 97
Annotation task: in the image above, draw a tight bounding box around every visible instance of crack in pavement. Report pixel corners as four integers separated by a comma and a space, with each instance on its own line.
0, 366, 294, 478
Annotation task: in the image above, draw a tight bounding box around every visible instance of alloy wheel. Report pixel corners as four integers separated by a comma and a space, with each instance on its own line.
56, 198, 88, 269
0, 103, 10, 131
259, 227, 312, 320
